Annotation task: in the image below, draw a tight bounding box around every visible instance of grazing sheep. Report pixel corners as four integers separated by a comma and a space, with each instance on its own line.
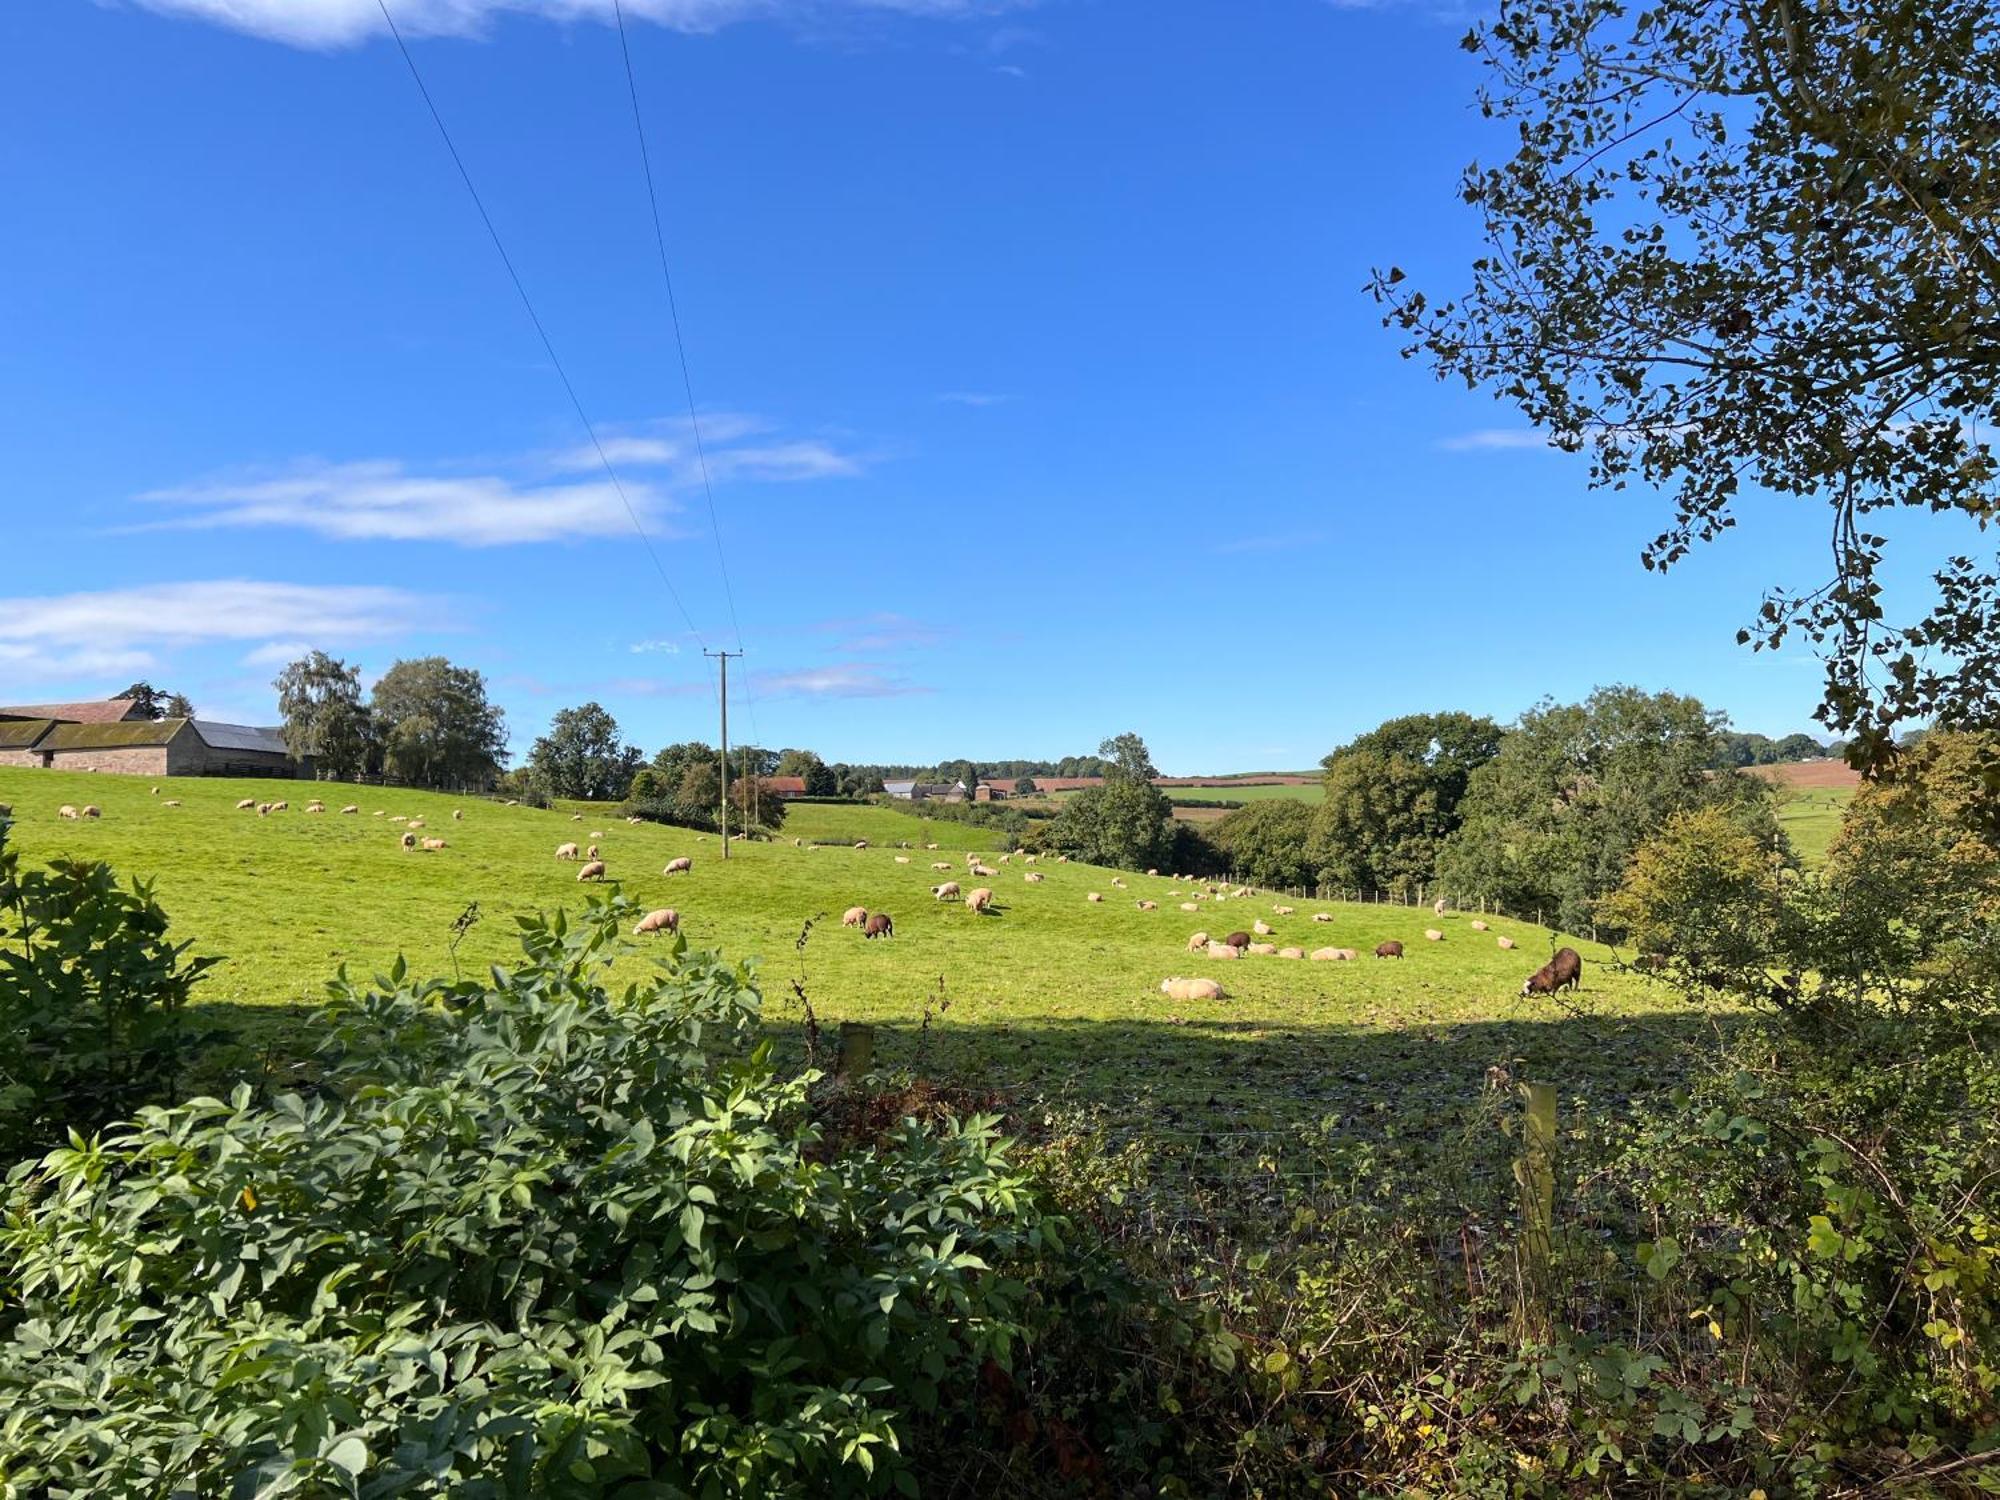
373, 810, 386, 817
634, 908, 679, 936
257, 804, 273, 817
1146, 868, 1159, 877
1186, 931, 1211, 951
1205, 941, 1240, 960
933, 881, 962, 901
1310, 947, 1342, 961
933, 862, 954, 871
556, 842, 580, 860
236, 798, 257, 810
926, 843, 939, 851
150, 786, 159, 796
1024, 871, 1045, 883
340, 805, 358, 814
400, 832, 417, 851
1111, 877, 1126, 889
966, 887, 995, 914
1312, 913, 1333, 923
1246, 942, 1277, 955
1276, 947, 1304, 960
1424, 928, 1445, 942
58, 804, 79, 820
589, 831, 603, 841
162, 799, 180, 807
629, 817, 644, 826
663, 857, 693, 875
577, 860, 607, 882
80, 805, 101, 819
895, 855, 911, 864
1434, 898, 1447, 917
1178, 901, 1198, 912
842, 906, 869, 928
1160, 977, 1224, 1002
305, 801, 325, 814
1086, 891, 1102, 903
453, 809, 464, 822
421, 837, 447, 851
1223, 931, 1251, 951
1252, 919, 1273, 936
1375, 941, 1405, 959
1273, 905, 1295, 916
271, 801, 288, 812
1497, 936, 1518, 950
971, 863, 998, 878
586, 845, 600, 861
1522, 947, 1584, 997
390, 815, 406, 824
1136, 899, 1158, 911
1470, 920, 1489, 932
864, 913, 895, 939
854, 840, 869, 850
571, 814, 583, 821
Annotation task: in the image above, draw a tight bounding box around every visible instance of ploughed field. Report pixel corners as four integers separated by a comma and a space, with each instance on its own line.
1, 768, 1699, 1146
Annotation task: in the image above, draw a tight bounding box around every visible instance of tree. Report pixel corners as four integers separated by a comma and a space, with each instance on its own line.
1437, 687, 1774, 932
272, 652, 374, 780
369, 657, 507, 791
1309, 712, 1503, 899
803, 760, 838, 798
527, 703, 643, 802
1379, 0, 2000, 769
1014, 777, 1035, 797
118, 682, 193, 721
773, 748, 820, 777
1044, 733, 1174, 871
1599, 806, 1790, 990
1216, 801, 1318, 889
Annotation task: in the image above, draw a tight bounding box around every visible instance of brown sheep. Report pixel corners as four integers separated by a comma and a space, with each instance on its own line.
933, 881, 961, 900
1160, 976, 1224, 1002
1522, 947, 1584, 996
1223, 931, 1251, 951
843, 906, 870, 928
663, 857, 693, 875
1375, 940, 1405, 959
1497, 936, 1518, 950
1186, 931, 1211, 951
80, 805, 101, 819
966, 887, 995, 914
864, 913, 895, 939
400, 831, 417, 851
577, 860, 607, 882
556, 842, 580, 860
421, 837, 447, 851
634, 908, 680, 936
1424, 928, 1445, 942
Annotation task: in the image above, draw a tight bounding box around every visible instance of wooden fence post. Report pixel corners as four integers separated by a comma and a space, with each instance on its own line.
1515, 1082, 1558, 1331
836, 1022, 875, 1080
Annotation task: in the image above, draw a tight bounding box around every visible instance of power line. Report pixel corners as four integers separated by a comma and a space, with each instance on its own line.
372, 0, 708, 657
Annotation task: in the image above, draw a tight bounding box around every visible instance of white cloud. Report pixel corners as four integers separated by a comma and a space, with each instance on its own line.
241, 640, 315, 668
755, 662, 928, 698
812, 611, 950, 652
552, 416, 864, 485
120, 0, 1027, 50
0, 581, 437, 688
937, 391, 1010, 407
629, 638, 684, 655
139, 460, 672, 546
1437, 428, 1561, 452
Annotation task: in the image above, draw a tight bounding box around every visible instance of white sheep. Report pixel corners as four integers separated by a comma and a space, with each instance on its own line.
421, 837, 447, 851
1470, 920, 1490, 932
1309, 946, 1341, 962
162, 799, 181, 807
1312, 913, 1333, 923
663, 856, 693, 875
1276, 947, 1303, 960
586, 844, 600, 861
556, 842, 580, 860
407, 818, 424, 829
1136, 900, 1158, 911
1186, 931, 1211, 951
1252, 919, 1273, 936
1497, 936, 1517, 950
1160, 977, 1224, 1002
58, 804, 79, 820
1205, 941, 1239, 960
1179, 901, 1199, 912
577, 860, 607, 882
933, 881, 961, 901
1246, 942, 1277, 955
1086, 891, 1102, 903
1023, 871, 1045, 883
1424, 928, 1445, 942
453, 809, 464, 822
1273, 905, 1295, 916
966, 887, 994, 914
340, 805, 359, 814
842, 906, 869, 928
236, 798, 256, 810
635, 908, 680, 936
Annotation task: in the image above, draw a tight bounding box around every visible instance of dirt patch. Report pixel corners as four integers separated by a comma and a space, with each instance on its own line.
1748, 760, 1860, 791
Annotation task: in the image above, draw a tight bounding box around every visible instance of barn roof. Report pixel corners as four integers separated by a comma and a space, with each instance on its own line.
0, 719, 56, 750
762, 775, 808, 795
0, 698, 145, 724
42, 719, 189, 751
190, 720, 292, 756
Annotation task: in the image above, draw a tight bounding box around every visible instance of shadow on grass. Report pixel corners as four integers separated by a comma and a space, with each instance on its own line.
184, 1000, 330, 1096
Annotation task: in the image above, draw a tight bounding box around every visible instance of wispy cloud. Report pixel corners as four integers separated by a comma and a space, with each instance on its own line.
121, 0, 1031, 50
139, 460, 675, 546
629, 638, 684, 655
813, 611, 952, 652
756, 663, 930, 699
1436, 428, 1560, 452
551, 415, 864, 485
937, 391, 1011, 407
241, 640, 314, 668
0, 581, 437, 687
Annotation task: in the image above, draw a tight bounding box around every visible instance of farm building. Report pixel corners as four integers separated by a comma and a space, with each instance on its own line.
0, 719, 60, 768
19, 718, 306, 778
0, 697, 149, 725
762, 775, 809, 800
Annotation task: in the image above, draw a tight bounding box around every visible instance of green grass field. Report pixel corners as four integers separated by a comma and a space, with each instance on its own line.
1778, 785, 1854, 867
1, 768, 1705, 1144
1161, 782, 1323, 805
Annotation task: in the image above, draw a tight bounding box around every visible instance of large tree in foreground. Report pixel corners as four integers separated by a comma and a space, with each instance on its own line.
1310, 711, 1503, 899
1381, 0, 2000, 771
370, 657, 507, 791
272, 652, 373, 780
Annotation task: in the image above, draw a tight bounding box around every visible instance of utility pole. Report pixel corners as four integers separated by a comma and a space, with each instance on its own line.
706, 649, 743, 858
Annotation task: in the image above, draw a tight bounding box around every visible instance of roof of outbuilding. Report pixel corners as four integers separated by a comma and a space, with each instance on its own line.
189, 721, 292, 756
0, 698, 144, 724
0, 719, 56, 749
763, 776, 808, 794
42, 719, 189, 751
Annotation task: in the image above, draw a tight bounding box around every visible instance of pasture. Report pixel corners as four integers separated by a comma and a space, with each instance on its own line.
0, 768, 1703, 1147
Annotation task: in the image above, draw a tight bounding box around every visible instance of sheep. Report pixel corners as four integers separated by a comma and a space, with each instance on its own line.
926, 843, 939, 851
1146, 868, 1159, 877
933, 881, 961, 901
1111, 877, 1127, 889
1205, 941, 1240, 960
842, 906, 869, 928
1375, 941, 1405, 959
257, 804, 273, 817
1136, 899, 1158, 911
577, 860, 607, 882
340, 805, 359, 815
57, 804, 80, 819
1223, 931, 1251, 950
1424, 928, 1445, 942
663, 857, 693, 875
1178, 901, 1199, 912
634, 908, 680, 936
1276, 947, 1304, 960
1310, 946, 1342, 961
1522, 947, 1584, 997
305, 801, 325, 814
1246, 942, 1277, 955
1160, 977, 1224, 1002
1252, 919, 1273, 936
970, 863, 997, 878
853, 840, 869, 850
453, 809, 464, 822
571, 814, 583, 821
407, 818, 423, 829
1086, 891, 1102, 903
1497, 936, 1518, 950
1470, 920, 1489, 932
894, 855, 911, 864
1273, 905, 1295, 916
421, 837, 447, 851
1433, 898, 1447, 917
1186, 931, 1211, 952
556, 842, 581, 861
373, 810, 386, 817
1312, 913, 1333, 923
162, 799, 180, 807
1024, 871, 1045, 883
400, 831, 417, 851
236, 798, 256, 810
271, 801, 288, 812
150, 786, 159, 796
585, 845, 600, 861
629, 817, 644, 826
80, 805, 101, 819
933, 861, 954, 871
389, 815, 407, 824
966, 887, 995, 914
589, 831, 603, 841
864, 913, 895, 939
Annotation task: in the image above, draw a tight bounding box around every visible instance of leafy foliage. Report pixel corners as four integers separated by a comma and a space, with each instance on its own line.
370, 656, 509, 791
272, 651, 374, 780
0, 819, 214, 1163
1311, 711, 1503, 898
0, 898, 1063, 1495
1214, 800, 1317, 888
1379, 0, 2000, 764
526, 702, 644, 802
1040, 734, 1175, 872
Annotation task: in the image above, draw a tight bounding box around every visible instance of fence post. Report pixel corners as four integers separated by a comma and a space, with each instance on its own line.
836, 1022, 875, 1080
1515, 1081, 1558, 1332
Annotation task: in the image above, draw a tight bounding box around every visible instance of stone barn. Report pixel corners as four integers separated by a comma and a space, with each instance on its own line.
0, 719, 59, 768
34, 719, 306, 778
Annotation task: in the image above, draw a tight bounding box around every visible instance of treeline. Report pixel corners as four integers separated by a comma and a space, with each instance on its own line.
274, 651, 508, 792
1710, 730, 1833, 767
1208, 687, 1789, 934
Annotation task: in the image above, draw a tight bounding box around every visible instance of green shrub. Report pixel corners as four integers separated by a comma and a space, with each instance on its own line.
0, 818, 214, 1161
0, 897, 1064, 1495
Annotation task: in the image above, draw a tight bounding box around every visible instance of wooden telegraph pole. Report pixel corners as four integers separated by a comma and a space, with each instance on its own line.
706, 649, 743, 858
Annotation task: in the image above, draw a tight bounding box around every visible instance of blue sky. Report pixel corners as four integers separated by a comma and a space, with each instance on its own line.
0, 0, 1924, 769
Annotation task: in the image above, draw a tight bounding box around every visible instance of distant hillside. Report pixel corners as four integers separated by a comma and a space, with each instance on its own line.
1747, 760, 1861, 791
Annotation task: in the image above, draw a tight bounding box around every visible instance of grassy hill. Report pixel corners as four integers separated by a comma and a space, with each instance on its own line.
1, 768, 1699, 1142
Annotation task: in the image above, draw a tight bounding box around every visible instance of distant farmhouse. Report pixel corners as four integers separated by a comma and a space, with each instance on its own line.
0, 697, 306, 779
